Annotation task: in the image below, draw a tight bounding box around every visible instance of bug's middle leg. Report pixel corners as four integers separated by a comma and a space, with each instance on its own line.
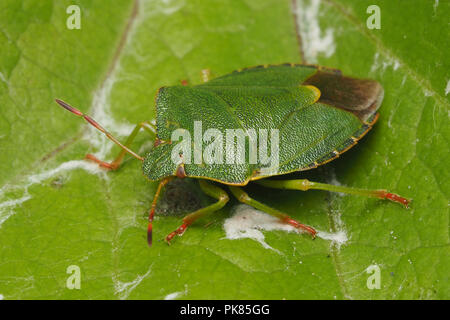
228, 186, 317, 238
165, 180, 229, 245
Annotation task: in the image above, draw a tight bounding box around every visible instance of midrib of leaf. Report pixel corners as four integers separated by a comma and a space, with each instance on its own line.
291, 0, 352, 299
293, 0, 448, 299
325, 196, 351, 299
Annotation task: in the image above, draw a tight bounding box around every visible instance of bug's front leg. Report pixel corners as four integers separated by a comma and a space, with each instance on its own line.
228, 186, 317, 238
147, 177, 174, 246
165, 180, 229, 245
86, 121, 156, 170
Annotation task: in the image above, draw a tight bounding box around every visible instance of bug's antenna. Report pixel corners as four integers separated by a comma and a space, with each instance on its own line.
55, 99, 144, 162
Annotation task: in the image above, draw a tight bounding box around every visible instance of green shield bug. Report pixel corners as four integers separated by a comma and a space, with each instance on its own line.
55, 63, 410, 246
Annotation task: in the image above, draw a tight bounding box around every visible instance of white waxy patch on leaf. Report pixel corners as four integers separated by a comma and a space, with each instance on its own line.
86, 69, 135, 160
371, 53, 401, 74
164, 284, 188, 300
316, 230, 348, 248
114, 266, 152, 300
0, 161, 106, 228
295, 0, 335, 63
223, 205, 348, 251
434, 0, 439, 13
0, 0, 144, 228
164, 291, 184, 300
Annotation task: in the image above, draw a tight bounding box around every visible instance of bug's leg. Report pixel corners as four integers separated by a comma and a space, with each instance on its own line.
55, 99, 145, 167
254, 179, 411, 208
228, 186, 317, 238
85, 121, 156, 170
165, 180, 229, 245
147, 177, 174, 246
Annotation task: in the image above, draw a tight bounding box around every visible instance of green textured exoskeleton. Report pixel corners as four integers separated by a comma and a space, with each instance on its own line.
56, 64, 410, 246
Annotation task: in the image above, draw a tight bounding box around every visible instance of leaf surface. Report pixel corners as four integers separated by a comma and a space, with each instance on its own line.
0, 0, 448, 299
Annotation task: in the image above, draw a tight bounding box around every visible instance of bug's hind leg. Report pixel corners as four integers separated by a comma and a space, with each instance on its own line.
228, 186, 317, 238
86, 121, 156, 170
165, 180, 229, 245
254, 179, 411, 208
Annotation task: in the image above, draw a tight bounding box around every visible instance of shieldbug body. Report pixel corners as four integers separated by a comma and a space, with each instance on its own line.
56, 64, 410, 246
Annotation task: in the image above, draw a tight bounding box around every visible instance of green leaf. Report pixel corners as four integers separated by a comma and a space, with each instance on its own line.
0, 0, 448, 300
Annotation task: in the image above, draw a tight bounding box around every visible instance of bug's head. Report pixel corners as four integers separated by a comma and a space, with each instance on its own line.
142, 143, 177, 181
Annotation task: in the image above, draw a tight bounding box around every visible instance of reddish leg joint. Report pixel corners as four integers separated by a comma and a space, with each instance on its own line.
85, 154, 119, 170
147, 177, 173, 247
284, 218, 317, 238
55, 99, 83, 116
165, 223, 189, 245
375, 190, 410, 208
147, 207, 156, 247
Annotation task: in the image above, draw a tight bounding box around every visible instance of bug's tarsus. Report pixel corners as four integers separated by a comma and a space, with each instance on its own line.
284, 218, 317, 238
163, 180, 229, 245
55, 99, 144, 163
255, 179, 411, 209
374, 190, 411, 208
165, 223, 188, 244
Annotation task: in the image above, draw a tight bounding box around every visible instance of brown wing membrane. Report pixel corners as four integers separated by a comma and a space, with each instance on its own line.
304, 70, 384, 122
